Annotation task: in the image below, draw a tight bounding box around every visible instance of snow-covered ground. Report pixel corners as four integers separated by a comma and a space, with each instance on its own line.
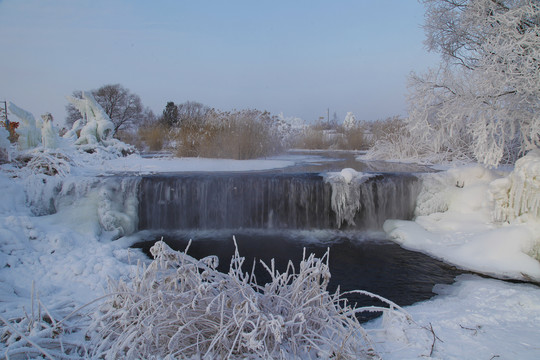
384, 156, 540, 283
1, 146, 540, 358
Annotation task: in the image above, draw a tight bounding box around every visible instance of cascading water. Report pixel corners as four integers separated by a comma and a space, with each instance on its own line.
128, 168, 462, 312
137, 172, 422, 231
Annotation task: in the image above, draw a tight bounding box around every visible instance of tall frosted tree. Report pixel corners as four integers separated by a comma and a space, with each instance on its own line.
407, 0, 540, 166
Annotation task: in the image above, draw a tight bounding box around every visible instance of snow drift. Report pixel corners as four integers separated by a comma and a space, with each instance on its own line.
384, 151, 540, 282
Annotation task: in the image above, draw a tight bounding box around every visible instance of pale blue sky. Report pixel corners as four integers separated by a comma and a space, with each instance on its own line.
0, 0, 439, 125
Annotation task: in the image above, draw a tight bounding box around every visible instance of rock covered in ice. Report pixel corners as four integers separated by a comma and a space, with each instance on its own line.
491, 150, 540, 222
8, 102, 42, 150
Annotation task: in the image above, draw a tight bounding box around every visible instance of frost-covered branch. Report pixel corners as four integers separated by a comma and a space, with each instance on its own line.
396, 0, 540, 166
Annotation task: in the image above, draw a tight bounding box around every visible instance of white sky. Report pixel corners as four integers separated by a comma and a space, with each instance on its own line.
0, 0, 440, 126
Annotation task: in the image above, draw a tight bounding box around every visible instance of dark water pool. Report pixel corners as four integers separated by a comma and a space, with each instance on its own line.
132, 229, 464, 320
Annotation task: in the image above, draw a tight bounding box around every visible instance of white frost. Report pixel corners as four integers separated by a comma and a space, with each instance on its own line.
324, 169, 371, 227
491, 149, 540, 222
343, 112, 356, 130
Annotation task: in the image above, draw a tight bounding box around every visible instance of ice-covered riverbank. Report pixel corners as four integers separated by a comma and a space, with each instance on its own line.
1, 150, 539, 359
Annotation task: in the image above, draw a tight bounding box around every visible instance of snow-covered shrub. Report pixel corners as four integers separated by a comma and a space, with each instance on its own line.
491, 150, 540, 222
0, 296, 89, 359
362, 116, 452, 164
23, 150, 72, 177
88, 240, 410, 359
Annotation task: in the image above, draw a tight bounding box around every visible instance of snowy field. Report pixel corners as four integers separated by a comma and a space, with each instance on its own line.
1, 148, 540, 359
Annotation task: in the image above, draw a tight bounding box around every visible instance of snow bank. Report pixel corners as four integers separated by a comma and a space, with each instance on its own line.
384, 159, 540, 282
366, 274, 540, 359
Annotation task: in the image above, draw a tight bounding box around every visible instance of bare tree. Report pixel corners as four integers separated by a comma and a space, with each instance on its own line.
177, 101, 211, 128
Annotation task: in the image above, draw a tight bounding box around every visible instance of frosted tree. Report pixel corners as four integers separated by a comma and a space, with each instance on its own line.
343, 112, 357, 130
406, 0, 540, 166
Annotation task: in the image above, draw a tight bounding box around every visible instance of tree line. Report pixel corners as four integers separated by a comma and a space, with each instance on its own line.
65, 85, 291, 159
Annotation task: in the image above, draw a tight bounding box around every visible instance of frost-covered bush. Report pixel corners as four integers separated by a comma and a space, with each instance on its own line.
491, 150, 540, 222
88, 240, 410, 359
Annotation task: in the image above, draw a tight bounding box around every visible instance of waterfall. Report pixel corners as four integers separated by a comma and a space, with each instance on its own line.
138, 172, 421, 231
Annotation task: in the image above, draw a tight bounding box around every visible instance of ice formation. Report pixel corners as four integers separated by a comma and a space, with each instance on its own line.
40, 112, 59, 149
66, 92, 115, 146
0, 126, 9, 163
324, 169, 371, 227
8, 102, 41, 150
491, 150, 540, 222
96, 178, 139, 238
65, 92, 135, 156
